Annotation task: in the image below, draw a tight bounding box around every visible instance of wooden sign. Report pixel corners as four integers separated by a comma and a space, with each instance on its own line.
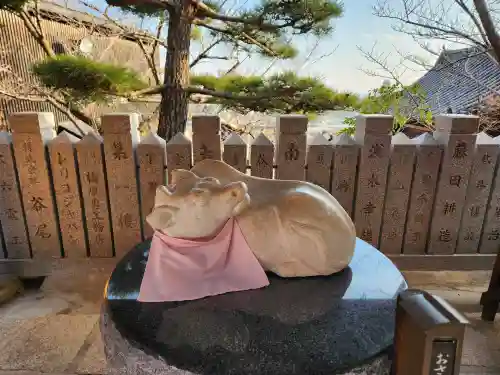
394, 289, 468, 375
429, 339, 457, 375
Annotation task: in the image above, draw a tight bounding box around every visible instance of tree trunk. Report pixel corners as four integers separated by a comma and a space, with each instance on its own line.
157, 0, 195, 141
473, 0, 500, 62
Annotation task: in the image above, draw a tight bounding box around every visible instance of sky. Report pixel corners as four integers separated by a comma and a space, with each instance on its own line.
85, 0, 450, 95
185, 0, 443, 95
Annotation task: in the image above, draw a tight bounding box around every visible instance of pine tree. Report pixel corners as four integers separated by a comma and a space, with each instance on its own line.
2, 0, 360, 140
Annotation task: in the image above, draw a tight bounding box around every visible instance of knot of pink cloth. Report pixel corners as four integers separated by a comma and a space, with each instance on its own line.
138, 218, 269, 302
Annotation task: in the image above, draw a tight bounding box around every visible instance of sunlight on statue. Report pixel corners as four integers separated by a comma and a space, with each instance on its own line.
147, 160, 356, 278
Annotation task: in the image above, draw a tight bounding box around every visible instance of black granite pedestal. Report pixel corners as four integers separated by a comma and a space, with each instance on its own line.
101, 239, 407, 375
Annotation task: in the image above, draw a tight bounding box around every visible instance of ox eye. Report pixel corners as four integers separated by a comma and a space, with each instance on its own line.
231, 190, 237, 197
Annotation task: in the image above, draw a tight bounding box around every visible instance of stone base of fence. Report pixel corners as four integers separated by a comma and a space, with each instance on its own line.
0, 112, 497, 271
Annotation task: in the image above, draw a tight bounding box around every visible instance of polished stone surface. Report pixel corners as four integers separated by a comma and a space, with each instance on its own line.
104, 238, 407, 375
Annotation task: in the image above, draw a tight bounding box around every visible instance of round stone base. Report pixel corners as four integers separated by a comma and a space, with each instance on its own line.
101, 304, 391, 375
102, 238, 405, 375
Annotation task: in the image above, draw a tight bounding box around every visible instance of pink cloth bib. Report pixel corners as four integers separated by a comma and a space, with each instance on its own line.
138, 218, 269, 302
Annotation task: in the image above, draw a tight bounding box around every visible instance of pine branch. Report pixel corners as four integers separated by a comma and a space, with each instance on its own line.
189, 38, 222, 68
194, 20, 278, 56
127, 83, 278, 100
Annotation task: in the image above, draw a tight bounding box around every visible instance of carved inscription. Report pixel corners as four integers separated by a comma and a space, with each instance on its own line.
331, 140, 358, 217
404, 140, 441, 254
0, 135, 29, 258
192, 116, 221, 164
103, 127, 141, 255
166, 133, 192, 183
12, 122, 60, 258
354, 133, 391, 247
49, 135, 86, 257
428, 134, 476, 254
76, 134, 113, 257
306, 136, 333, 191
138, 137, 166, 239
251, 133, 274, 179
457, 141, 497, 253
380, 141, 415, 254
276, 117, 307, 180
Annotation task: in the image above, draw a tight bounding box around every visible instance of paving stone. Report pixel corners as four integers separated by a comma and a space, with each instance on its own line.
0, 292, 71, 322
0, 314, 98, 373
460, 365, 500, 374
0, 318, 37, 355
75, 330, 106, 374
462, 326, 500, 368
404, 270, 492, 290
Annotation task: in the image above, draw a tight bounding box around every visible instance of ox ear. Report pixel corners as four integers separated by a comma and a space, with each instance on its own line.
222, 181, 247, 200
146, 205, 179, 230
221, 182, 250, 216
153, 185, 173, 207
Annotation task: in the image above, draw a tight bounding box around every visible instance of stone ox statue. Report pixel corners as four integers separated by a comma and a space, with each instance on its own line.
146, 159, 356, 277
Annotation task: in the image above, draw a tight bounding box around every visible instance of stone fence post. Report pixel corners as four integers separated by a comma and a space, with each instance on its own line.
354, 115, 392, 247
380, 133, 416, 254
457, 132, 498, 254
192, 116, 221, 164
403, 133, 442, 254
48, 131, 86, 257
306, 133, 333, 191
275, 115, 307, 180
166, 133, 192, 182
0, 132, 30, 258
76, 132, 113, 257
251, 133, 274, 178
427, 115, 478, 254
10, 113, 61, 258
223, 133, 247, 173
331, 134, 358, 217
101, 114, 142, 256
137, 132, 166, 239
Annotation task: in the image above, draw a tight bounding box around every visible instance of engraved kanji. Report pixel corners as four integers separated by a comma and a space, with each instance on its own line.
368, 143, 384, 158
284, 143, 300, 161
363, 202, 376, 215
35, 223, 51, 238
336, 180, 350, 192
443, 202, 456, 215
476, 180, 487, 190
367, 173, 380, 188
30, 197, 47, 213
449, 175, 462, 187
469, 205, 481, 217
453, 141, 467, 159
112, 141, 127, 160
439, 229, 452, 242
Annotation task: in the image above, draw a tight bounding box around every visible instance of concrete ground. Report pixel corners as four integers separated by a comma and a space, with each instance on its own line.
0, 259, 498, 375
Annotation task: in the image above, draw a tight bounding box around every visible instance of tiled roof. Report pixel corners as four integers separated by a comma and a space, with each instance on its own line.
415, 47, 500, 114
